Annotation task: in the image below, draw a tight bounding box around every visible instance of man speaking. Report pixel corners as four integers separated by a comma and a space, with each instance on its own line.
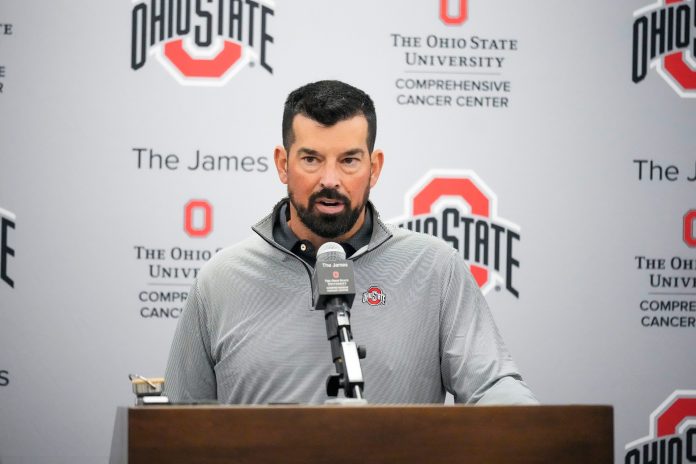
164, 80, 537, 405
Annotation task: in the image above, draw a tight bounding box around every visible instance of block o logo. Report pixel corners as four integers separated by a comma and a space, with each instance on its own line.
164, 39, 245, 79
391, 170, 521, 298
184, 200, 213, 238
625, 390, 696, 463
412, 176, 492, 291
632, 0, 696, 97
661, 0, 696, 96
440, 0, 468, 25
684, 210, 696, 247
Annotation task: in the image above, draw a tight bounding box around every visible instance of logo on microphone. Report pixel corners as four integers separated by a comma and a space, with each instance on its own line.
624, 390, 696, 462
130, 0, 275, 86
362, 286, 387, 306
391, 170, 520, 298
631, 0, 696, 97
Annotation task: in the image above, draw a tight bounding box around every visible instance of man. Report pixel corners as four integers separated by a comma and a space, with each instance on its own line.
164, 80, 537, 405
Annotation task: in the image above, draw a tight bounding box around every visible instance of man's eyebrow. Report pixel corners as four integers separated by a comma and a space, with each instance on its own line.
295, 148, 366, 157
296, 147, 320, 156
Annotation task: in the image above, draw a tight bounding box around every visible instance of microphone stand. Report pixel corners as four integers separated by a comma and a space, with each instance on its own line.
322, 296, 367, 401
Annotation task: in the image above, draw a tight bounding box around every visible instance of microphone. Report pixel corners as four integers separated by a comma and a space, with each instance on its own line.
313, 242, 355, 309
312, 242, 367, 402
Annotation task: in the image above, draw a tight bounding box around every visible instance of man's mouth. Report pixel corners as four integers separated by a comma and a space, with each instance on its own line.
314, 198, 345, 214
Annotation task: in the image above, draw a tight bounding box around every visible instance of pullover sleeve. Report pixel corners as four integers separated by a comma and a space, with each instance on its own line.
163, 280, 218, 402
439, 251, 538, 405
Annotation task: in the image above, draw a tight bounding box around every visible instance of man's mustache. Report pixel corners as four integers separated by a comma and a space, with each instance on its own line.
308, 188, 350, 208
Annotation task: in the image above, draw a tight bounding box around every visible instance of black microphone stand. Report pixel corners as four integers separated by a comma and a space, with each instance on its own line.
322, 296, 367, 400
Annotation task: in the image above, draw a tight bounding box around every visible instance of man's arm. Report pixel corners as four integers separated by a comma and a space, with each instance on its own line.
439, 251, 538, 405
163, 280, 218, 402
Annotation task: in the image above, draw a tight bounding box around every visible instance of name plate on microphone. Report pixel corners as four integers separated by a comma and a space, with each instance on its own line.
313, 261, 356, 309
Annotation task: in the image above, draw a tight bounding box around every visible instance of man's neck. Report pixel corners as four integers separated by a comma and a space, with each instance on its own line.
287, 203, 366, 250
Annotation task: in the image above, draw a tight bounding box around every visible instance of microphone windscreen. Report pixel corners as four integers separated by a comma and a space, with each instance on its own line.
316, 242, 346, 262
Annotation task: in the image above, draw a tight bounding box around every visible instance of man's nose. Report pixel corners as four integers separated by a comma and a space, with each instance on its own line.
319, 162, 340, 189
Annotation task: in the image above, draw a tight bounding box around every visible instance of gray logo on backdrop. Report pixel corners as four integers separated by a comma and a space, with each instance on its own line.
132, 147, 270, 173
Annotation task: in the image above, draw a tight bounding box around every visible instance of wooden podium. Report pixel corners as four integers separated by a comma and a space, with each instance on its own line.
110, 405, 613, 464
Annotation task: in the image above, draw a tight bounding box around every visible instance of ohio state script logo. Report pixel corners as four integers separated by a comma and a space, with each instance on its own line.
131, 0, 274, 86
362, 286, 386, 306
632, 0, 696, 97
391, 170, 520, 298
624, 390, 696, 463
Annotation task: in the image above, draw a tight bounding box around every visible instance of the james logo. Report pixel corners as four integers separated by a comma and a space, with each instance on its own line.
625, 390, 696, 463
391, 170, 520, 297
362, 286, 386, 306
131, 0, 274, 86
632, 0, 696, 97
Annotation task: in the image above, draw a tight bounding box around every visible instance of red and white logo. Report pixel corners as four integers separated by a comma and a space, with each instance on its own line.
362, 286, 387, 306
131, 0, 275, 86
632, 0, 696, 97
684, 210, 696, 247
391, 170, 520, 298
625, 390, 696, 462
440, 0, 468, 25
184, 199, 213, 238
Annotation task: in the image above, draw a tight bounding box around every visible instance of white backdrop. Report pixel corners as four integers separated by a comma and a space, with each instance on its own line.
1, 1, 695, 462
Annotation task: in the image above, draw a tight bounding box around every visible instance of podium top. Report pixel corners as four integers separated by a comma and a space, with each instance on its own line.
119, 404, 613, 464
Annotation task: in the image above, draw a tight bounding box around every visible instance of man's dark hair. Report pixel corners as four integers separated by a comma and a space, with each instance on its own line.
282, 80, 377, 153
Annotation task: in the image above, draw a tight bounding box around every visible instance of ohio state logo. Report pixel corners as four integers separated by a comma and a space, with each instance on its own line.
131, 0, 274, 86
440, 0, 468, 25
685, 210, 696, 247
390, 170, 520, 298
632, 0, 696, 97
184, 199, 213, 238
625, 390, 696, 463
362, 286, 387, 306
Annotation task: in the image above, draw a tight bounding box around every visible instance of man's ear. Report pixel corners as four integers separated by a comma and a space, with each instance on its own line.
369, 149, 384, 188
274, 145, 289, 184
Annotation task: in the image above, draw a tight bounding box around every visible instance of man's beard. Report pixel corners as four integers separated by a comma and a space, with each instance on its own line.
288, 185, 369, 239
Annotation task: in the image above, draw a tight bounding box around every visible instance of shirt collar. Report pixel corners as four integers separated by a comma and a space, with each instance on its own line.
272, 198, 373, 266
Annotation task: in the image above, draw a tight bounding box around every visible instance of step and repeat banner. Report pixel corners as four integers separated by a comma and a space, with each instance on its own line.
1, 1, 695, 462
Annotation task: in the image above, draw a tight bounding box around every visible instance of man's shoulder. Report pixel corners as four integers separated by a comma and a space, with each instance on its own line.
198, 233, 275, 281
379, 222, 457, 258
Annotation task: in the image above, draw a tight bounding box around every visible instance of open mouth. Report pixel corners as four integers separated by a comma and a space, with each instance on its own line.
315, 198, 345, 214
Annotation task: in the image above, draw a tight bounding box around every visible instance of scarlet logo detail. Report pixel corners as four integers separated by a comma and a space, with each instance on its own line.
632, 0, 696, 97
184, 200, 213, 238
685, 210, 696, 247
625, 390, 696, 463
362, 286, 386, 306
440, 0, 468, 25
391, 171, 520, 297
131, 0, 274, 86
